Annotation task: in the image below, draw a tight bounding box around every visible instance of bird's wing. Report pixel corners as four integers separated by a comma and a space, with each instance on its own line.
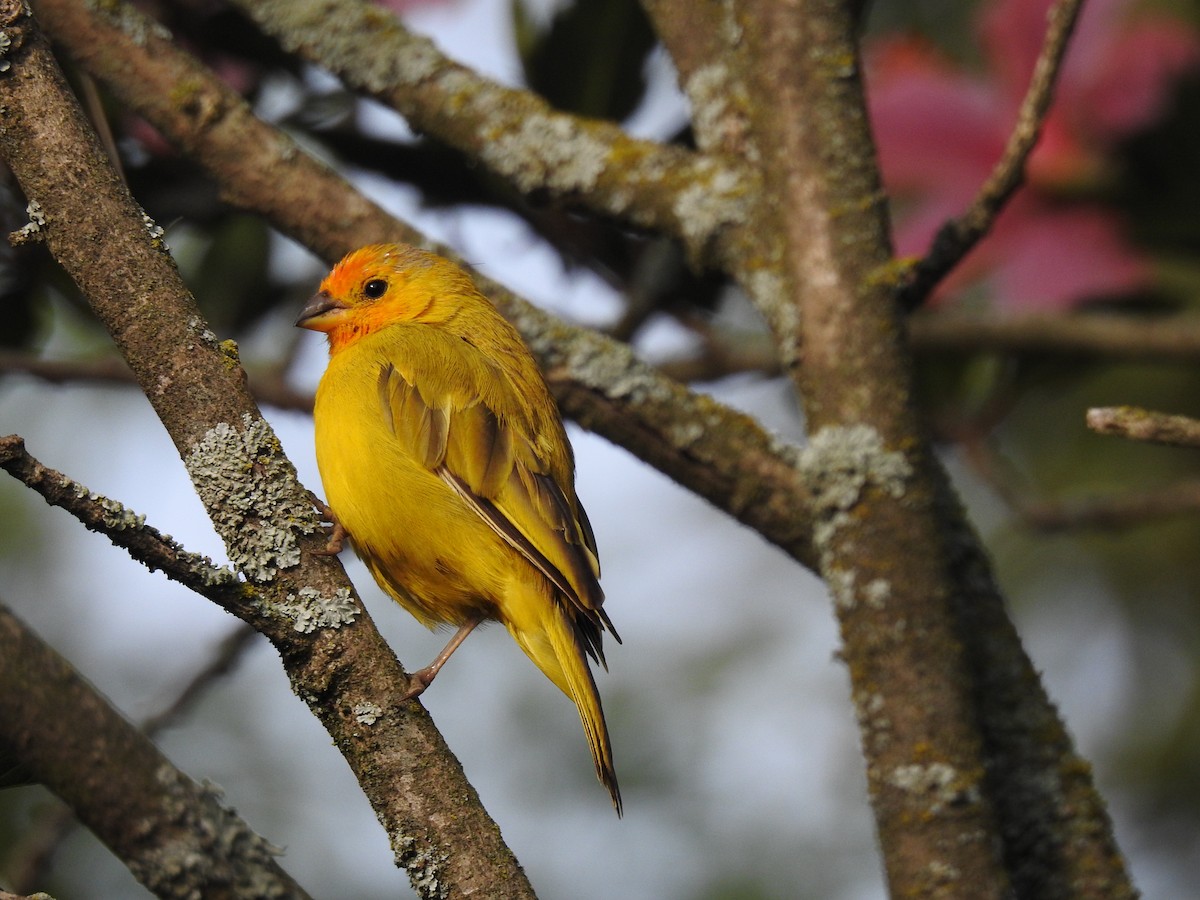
376, 360, 617, 661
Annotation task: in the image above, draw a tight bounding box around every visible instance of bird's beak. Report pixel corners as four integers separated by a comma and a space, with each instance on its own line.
296, 289, 347, 330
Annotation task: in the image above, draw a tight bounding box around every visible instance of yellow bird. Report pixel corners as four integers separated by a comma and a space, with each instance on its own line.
298, 243, 621, 813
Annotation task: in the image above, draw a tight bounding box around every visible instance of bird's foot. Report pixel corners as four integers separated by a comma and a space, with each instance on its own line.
400, 667, 436, 701
310, 498, 347, 556
314, 520, 347, 556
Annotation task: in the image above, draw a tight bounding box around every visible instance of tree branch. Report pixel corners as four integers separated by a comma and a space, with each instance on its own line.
0, 597, 310, 899
735, 1, 1012, 892
734, 0, 1132, 894
226, 0, 750, 263
1086, 406, 1200, 449
896, 0, 1086, 309
0, 6, 532, 896
910, 310, 1200, 362
0, 433, 247, 606
639, 0, 752, 157
36, 0, 818, 570
4, 617, 258, 894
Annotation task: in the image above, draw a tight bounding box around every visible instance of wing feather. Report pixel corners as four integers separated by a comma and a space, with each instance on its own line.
376, 360, 617, 652
378, 363, 448, 468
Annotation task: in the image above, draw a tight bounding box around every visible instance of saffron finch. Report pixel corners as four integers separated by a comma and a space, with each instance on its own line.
298, 243, 621, 813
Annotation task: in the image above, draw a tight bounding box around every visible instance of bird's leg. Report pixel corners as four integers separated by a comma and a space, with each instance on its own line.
309, 495, 347, 556
401, 616, 482, 701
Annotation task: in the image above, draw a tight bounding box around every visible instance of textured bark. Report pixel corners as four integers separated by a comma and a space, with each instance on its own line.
733, 3, 1012, 893
0, 4, 532, 896
0, 598, 310, 900
727, 0, 1135, 895
229, 0, 751, 263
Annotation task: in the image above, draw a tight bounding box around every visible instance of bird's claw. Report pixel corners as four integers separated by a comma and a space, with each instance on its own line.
312, 519, 347, 556
400, 668, 435, 701
309, 497, 347, 556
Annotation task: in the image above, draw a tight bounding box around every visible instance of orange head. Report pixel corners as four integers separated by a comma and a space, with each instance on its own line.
297, 243, 479, 354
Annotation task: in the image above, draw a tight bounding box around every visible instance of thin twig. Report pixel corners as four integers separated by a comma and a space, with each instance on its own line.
140, 624, 260, 737
957, 430, 1200, 531
0, 434, 248, 604
897, 0, 1086, 309
1021, 481, 1200, 530
0, 350, 135, 385
909, 311, 1200, 361
1087, 406, 1200, 449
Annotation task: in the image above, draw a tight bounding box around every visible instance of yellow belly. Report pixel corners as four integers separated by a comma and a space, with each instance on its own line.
314, 355, 508, 628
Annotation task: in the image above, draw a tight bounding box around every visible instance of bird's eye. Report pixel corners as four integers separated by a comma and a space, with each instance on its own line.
363, 279, 388, 299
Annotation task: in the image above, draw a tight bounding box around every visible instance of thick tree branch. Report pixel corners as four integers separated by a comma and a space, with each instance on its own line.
225, 0, 750, 263
5, 614, 258, 894
37, 0, 818, 570
735, 2, 1011, 893
0, 6, 532, 896
734, 0, 1132, 895
897, 0, 1086, 309
0, 597, 310, 900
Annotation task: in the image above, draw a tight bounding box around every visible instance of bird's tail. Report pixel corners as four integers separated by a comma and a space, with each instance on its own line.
507, 603, 622, 815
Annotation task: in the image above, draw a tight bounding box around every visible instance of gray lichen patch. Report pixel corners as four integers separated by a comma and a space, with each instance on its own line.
798, 424, 912, 550
137, 766, 285, 898
142, 212, 169, 251
184, 414, 319, 582
685, 63, 733, 145
69, 480, 147, 531
889, 762, 981, 815
569, 339, 660, 404
477, 113, 609, 195
258, 586, 357, 634
685, 62, 755, 162
185, 315, 221, 352
394, 832, 451, 900
354, 701, 383, 725
828, 566, 857, 611
672, 160, 750, 259
11, 199, 46, 244
58, 476, 237, 587
829, 571, 890, 615
863, 578, 890, 609
341, 26, 441, 92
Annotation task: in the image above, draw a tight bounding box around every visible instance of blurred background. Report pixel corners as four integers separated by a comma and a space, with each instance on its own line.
3, 0, 1200, 896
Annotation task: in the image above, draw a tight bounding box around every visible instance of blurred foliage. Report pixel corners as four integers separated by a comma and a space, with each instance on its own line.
1121, 72, 1200, 272
871, 0, 1200, 840
864, 0, 981, 60
513, 0, 656, 121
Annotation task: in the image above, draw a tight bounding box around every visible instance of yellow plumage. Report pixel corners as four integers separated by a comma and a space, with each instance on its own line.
298, 243, 621, 813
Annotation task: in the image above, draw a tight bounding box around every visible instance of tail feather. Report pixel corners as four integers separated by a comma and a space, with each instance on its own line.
509, 604, 622, 815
